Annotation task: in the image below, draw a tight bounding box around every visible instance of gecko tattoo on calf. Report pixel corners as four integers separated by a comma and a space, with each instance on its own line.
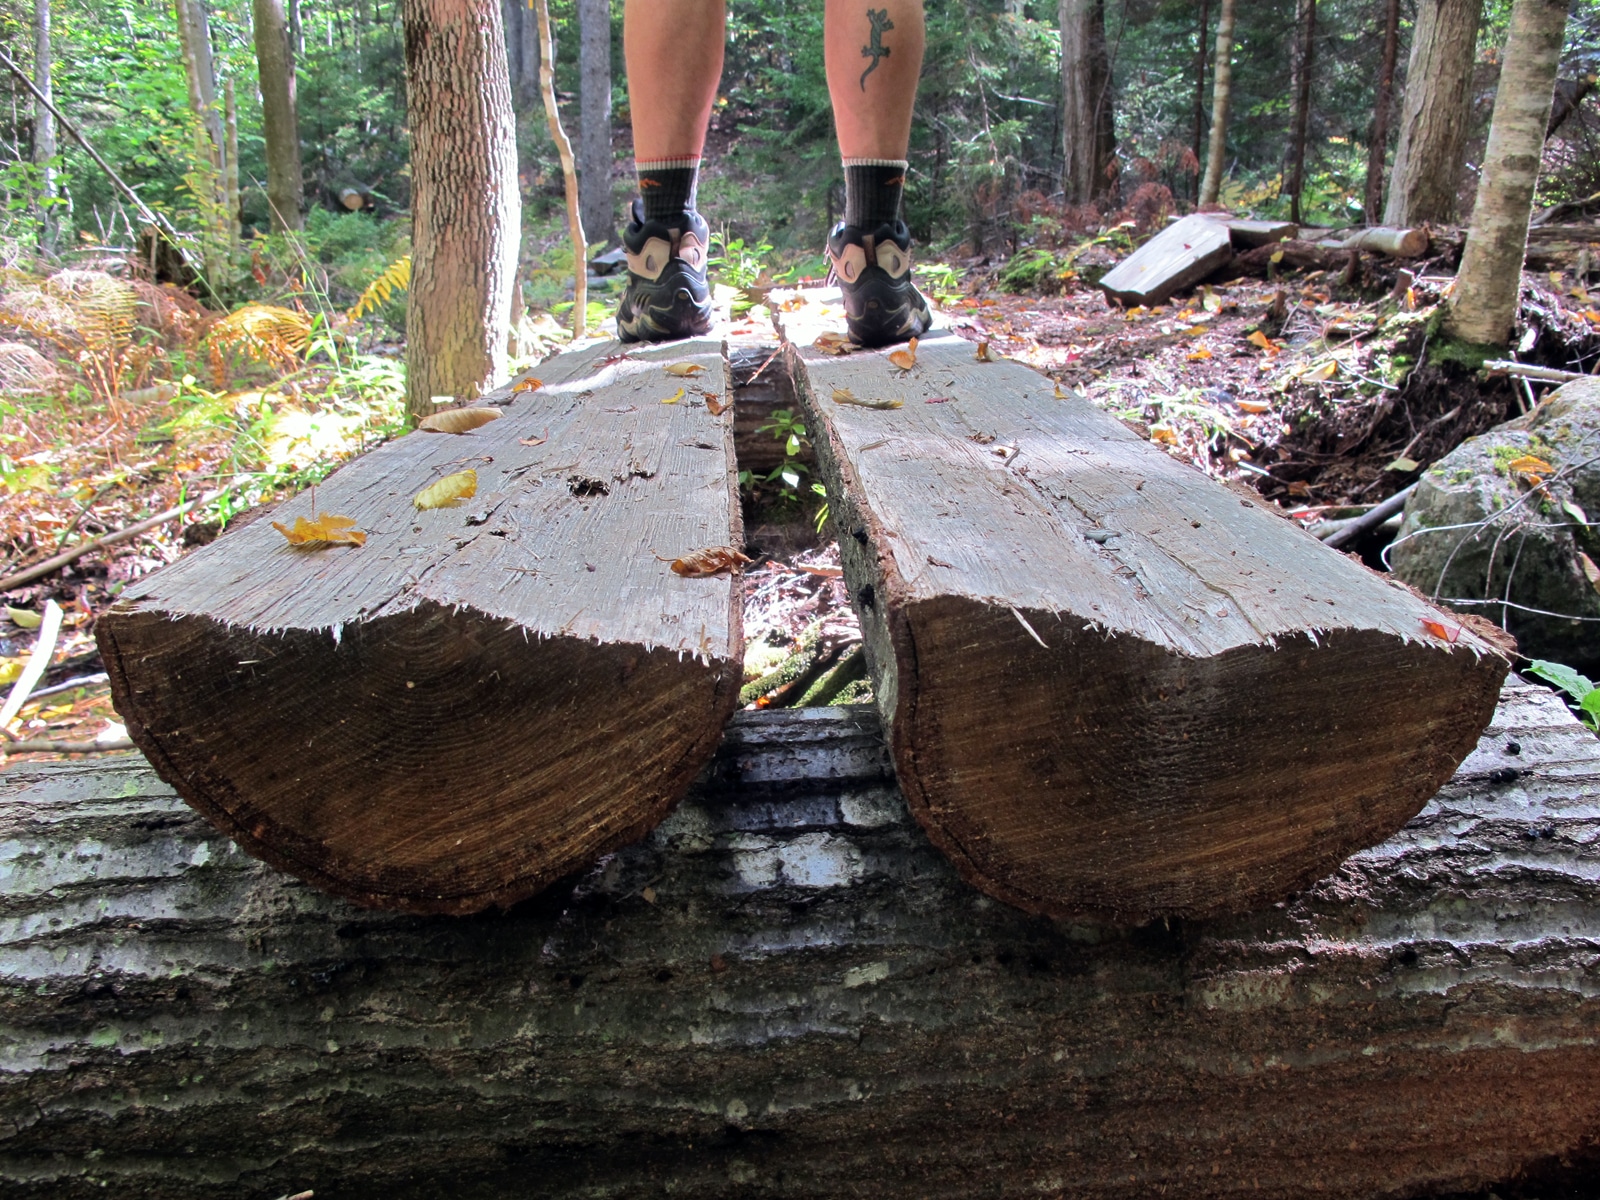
859, 8, 893, 90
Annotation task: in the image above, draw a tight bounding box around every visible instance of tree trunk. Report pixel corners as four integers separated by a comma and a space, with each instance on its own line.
1059, 0, 1116, 206
776, 312, 1508, 926
1363, 0, 1401, 224
577, 0, 613, 246
1191, 0, 1209, 202
1383, 0, 1483, 226
502, 0, 542, 113
401, 0, 522, 420
535, 0, 587, 338
1197, 0, 1235, 206
252, 0, 305, 232
1443, 0, 1570, 349
174, 0, 229, 283
1282, 0, 1316, 225
95, 340, 743, 916
223, 76, 240, 253
1547, 73, 1596, 138
6, 681, 1600, 1199
30, 0, 55, 253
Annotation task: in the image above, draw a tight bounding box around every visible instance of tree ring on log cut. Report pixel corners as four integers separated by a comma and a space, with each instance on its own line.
100, 600, 738, 913
890, 602, 1506, 923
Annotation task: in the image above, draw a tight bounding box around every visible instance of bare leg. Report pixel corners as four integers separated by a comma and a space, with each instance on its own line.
623, 0, 726, 162
825, 0, 925, 160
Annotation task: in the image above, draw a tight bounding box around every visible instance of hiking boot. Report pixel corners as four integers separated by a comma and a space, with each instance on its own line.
826, 220, 932, 348
616, 198, 714, 343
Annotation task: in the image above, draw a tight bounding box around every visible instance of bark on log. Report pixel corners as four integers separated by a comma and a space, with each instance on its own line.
1232, 237, 1339, 277
2, 680, 1598, 1198
94, 340, 743, 915
1384, 0, 1484, 227
1097, 213, 1234, 306
1331, 225, 1430, 257
777, 312, 1510, 925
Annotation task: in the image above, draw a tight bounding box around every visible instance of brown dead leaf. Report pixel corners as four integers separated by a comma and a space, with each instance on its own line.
657, 545, 753, 577
419, 406, 503, 434
1186, 347, 1213, 361
513, 377, 544, 393
1507, 455, 1554, 476
1247, 330, 1282, 355
1237, 399, 1273, 414
1150, 423, 1178, 445
414, 469, 478, 510
975, 340, 993, 362
705, 393, 729, 416
887, 337, 918, 371
814, 331, 852, 355
664, 362, 706, 377
519, 430, 549, 447
832, 386, 902, 410
272, 514, 367, 548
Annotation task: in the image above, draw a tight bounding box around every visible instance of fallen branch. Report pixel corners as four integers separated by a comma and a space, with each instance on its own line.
0, 600, 63, 728
0, 487, 225, 593
22, 673, 109, 704
0, 736, 133, 755
1320, 483, 1417, 549
1483, 359, 1589, 385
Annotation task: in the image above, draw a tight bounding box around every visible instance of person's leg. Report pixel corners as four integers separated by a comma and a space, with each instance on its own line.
822, 0, 930, 346
617, 0, 726, 342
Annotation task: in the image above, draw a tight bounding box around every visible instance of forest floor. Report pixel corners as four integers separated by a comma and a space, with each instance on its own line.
2, 248, 1598, 761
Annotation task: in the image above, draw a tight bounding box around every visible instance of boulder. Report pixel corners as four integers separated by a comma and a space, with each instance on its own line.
1390, 377, 1600, 673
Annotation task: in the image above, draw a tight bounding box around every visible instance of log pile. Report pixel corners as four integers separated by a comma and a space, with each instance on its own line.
778, 305, 1510, 924
1, 680, 1598, 1198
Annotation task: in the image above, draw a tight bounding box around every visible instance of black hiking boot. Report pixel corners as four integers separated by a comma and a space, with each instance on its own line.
616, 199, 714, 344
826, 219, 932, 348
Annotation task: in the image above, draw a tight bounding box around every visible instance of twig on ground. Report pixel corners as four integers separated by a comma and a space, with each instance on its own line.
0, 600, 63, 728
1484, 359, 1587, 385
1, 736, 134, 755
1320, 483, 1416, 549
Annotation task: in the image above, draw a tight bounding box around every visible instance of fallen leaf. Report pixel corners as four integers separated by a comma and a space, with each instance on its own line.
662, 387, 685, 404
1387, 456, 1420, 473
1580, 552, 1600, 595
1420, 616, 1461, 644
641, 886, 657, 904
888, 337, 918, 371
1404, 288, 1417, 310
6, 606, 41, 629
1054, 383, 1068, 398
272, 514, 368, 547
1201, 287, 1223, 314
414, 469, 478, 510
0, 658, 21, 685
1247, 329, 1281, 354
832, 387, 903, 410
1150, 423, 1178, 445
705, 394, 729, 416
1306, 360, 1338, 382
1507, 454, 1554, 475
1186, 347, 1213, 361
813, 332, 851, 355
658, 545, 753, 577
975, 340, 993, 362
1237, 399, 1273, 414
419, 406, 503, 434
777, 295, 805, 312
1563, 498, 1589, 526
513, 377, 544, 393
519, 430, 549, 447
664, 362, 705, 377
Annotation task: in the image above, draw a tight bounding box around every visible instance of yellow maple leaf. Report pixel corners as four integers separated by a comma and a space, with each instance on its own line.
272, 514, 367, 547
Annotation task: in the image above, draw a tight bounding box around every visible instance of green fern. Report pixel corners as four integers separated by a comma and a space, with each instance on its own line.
346, 254, 411, 321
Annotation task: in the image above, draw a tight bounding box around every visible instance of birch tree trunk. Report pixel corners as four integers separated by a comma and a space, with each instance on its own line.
1191, 0, 1209, 202
1442, 0, 1570, 349
401, 0, 522, 421
252, 0, 305, 231
223, 77, 240, 254
577, 0, 613, 246
1059, 0, 1116, 206
1363, 0, 1401, 224
536, 0, 587, 339
1282, 0, 1317, 224
30, 0, 55, 253
174, 0, 229, 283
1383, 0, 1483, 226
1197, 0, 1235, 206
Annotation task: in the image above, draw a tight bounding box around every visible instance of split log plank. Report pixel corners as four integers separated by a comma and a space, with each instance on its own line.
1, 681, 1598, 1198
95, 339, 743, 914
779, 314, 1509, 924
1220, 217, 1297, 247
1097, 213, 1234, 306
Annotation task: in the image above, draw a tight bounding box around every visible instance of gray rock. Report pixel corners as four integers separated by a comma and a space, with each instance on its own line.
1390, 377, 1600, 672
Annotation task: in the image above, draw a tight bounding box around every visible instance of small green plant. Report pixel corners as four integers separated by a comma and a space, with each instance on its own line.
709, 232, 773, 311
740, 407, 813, 499
1527, 660, 1600, 731
914, 261, 964, 306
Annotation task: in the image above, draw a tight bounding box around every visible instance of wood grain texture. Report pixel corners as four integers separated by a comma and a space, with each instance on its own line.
1097, 213, 1235, 305
780, 318, 1510, 923
1221, 217, 1297, 247
96, 339, 743, 914
1, 682, 1597, 1198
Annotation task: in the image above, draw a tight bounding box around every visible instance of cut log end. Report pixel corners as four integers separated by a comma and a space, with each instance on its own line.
890, 600, 1508, 924
100, 605, 739, 915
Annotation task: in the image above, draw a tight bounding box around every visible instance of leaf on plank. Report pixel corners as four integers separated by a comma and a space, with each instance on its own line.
1419, 617, 1461, 644
975, 340, 993, 362
272, 514, 367, 547
414, 469, 478, 510
832, 387, 902, 410
813, 332, 852, 355
419, 407, 503, 434
513, 377, 544, 393
705, 394, 729, 416
519, 430, 549, 447
664, 362, 706, 377
658, 545, 753, 577
887, 337, 918, 371
662, 387, 685, 405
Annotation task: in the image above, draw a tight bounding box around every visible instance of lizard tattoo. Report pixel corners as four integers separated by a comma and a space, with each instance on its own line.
859, 8, 893, 90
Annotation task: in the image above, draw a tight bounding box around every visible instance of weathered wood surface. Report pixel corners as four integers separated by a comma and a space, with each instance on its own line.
2, 681, 1599, 1198
1097, 213, 1234, 305
778, 316, 1509, 924
1220, 217, 1296, 248
95, 339, 743, 914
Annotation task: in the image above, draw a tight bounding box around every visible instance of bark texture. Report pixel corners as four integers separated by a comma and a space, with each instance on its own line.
30, 0, 54, 252
1198, 0, 1235, 206
402, 0, 521, 419
1059, 0, 1116, 206
577, 0, 614, 245
94, 341, 743, 915
2, 682, 1598, 1198
1383, 0, 1484, 226
777, 312, 1509, 925
1363, 0, 1401, 223
252, 0, 304, 232
1282, 0, 1316, 225
1443, 0, 1570, 348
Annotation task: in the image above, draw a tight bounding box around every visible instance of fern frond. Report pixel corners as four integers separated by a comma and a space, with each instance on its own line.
209, 303, 313, 365
347, 254, 412, 321
43, 271, 139, 354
